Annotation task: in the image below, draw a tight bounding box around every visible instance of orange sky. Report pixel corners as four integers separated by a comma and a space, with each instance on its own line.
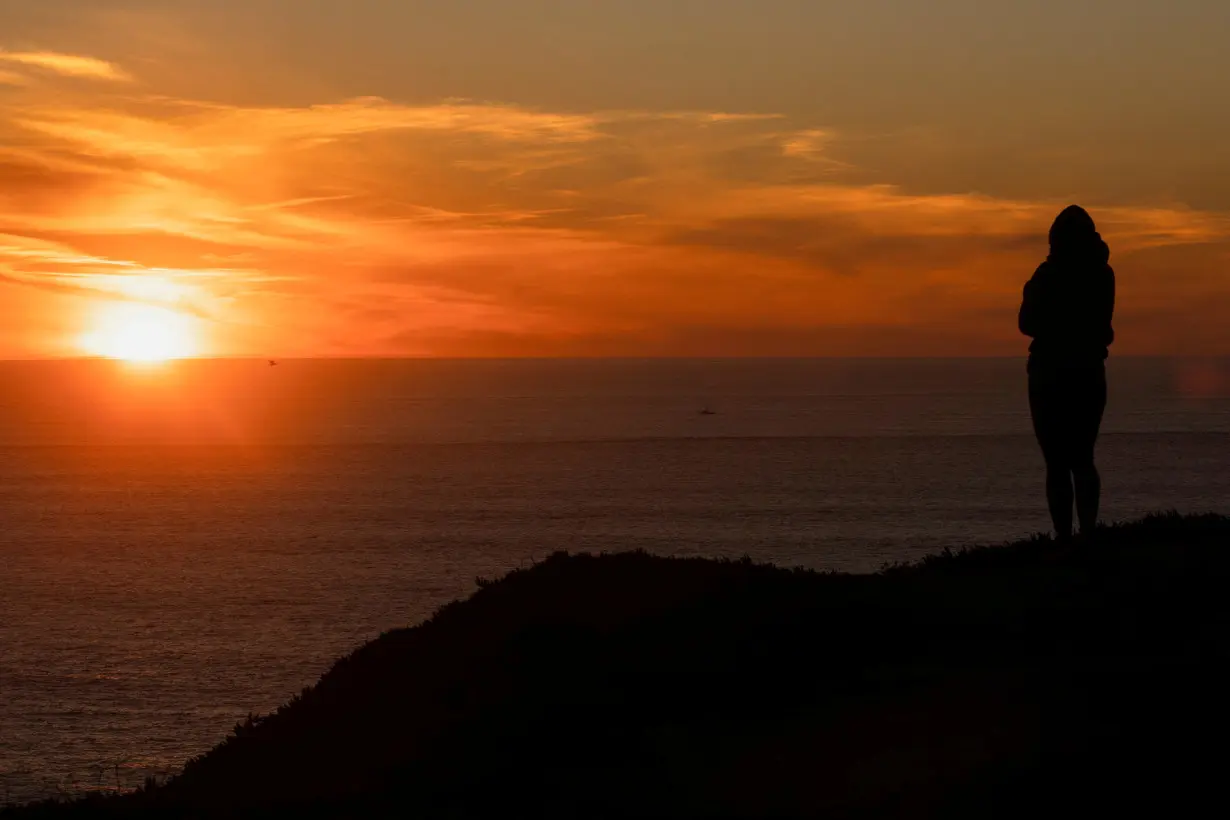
2, 1, 1229, 358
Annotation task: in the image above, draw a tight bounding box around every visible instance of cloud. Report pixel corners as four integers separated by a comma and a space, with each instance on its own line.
0, 51, 132, 82
0, 230, 260, 324
2, 75, 1230, 356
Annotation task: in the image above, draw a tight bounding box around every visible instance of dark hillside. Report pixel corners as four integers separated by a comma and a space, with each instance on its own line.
9, 514, 1230, 818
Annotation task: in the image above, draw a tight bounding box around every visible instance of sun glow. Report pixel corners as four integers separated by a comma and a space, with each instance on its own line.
80, 303, 199, 362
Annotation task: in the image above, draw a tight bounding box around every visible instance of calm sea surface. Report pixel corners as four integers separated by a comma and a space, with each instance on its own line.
2, 357, 1229, 802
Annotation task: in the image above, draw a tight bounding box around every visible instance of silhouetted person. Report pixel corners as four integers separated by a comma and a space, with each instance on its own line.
1019, 205, 1115, 540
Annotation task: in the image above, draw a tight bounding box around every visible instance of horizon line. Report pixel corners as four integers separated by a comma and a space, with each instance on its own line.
0, 354, 1223, 364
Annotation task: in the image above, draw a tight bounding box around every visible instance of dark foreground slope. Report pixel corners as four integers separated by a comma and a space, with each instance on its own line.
10, 514, 1230, 819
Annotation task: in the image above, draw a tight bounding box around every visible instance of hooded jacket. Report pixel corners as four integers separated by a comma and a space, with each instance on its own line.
1019, 205, 1116, 369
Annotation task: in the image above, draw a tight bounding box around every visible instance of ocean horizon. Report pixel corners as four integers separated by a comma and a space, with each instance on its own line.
3, 356, 1229, 803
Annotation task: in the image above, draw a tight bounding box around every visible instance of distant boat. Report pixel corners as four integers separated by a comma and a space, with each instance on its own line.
699, 407, 717, 416
268, 360, 279, 367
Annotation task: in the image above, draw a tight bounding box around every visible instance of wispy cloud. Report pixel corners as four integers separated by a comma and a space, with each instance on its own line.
0, 51, 132, 82
2, 72, 1230, 356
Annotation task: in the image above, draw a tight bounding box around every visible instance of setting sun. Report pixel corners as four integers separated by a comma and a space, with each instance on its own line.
79, 303, 199, 362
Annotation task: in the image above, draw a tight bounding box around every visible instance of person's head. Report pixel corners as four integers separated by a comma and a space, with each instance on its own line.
1049, 205, 1103, 257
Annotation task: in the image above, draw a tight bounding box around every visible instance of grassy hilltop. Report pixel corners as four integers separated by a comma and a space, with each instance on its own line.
8, 513, 1230, 818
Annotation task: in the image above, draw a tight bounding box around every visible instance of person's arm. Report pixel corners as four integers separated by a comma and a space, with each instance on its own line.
1101, 266, 1116, 347
1018, 269, 1044, 338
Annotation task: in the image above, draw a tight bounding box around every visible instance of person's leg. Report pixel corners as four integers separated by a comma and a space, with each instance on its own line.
1072, 366, 1108, 535
1030, 370, 1074, 540
1046, 459, 1076, 540
1073, 464, 1100, 534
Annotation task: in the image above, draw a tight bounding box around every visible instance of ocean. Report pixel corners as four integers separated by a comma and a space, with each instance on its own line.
2, 357, 1228, 803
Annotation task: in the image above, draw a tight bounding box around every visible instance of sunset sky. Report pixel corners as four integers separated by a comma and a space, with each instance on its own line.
1, 0, 1228, 358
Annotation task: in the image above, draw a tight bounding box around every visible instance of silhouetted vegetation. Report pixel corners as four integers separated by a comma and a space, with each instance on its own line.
7, 513, 1230, 818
